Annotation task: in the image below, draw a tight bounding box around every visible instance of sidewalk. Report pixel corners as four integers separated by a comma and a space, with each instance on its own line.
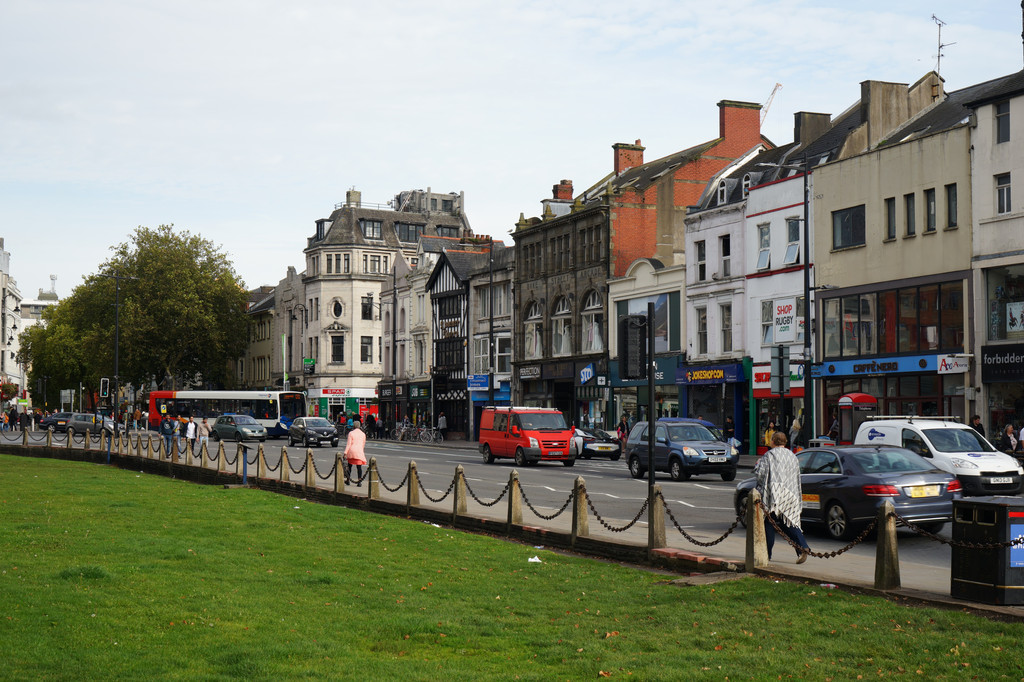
436, 438, 1024, 619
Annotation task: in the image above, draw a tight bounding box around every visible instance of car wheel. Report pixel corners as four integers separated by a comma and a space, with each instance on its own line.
482, 444, 494, 464
669, 457, 690, 481
304, 436, 312, 448
825, 501, 855, 541
628, 455, 645, 480
721, 469, 736, 482
331, 439, 339, 448
212, 431, 220, 441
582, 452, 592, 460
288, 434, 295, 447
736, 490, 749, 528
514, 447, 527, 467
563, 457, 575, 467
234, 432, 243, 442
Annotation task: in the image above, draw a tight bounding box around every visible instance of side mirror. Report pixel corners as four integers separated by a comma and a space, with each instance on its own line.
510, 426, 520, 436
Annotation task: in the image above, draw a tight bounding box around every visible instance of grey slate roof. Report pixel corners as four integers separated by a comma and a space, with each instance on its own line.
962, 69, 1024, 108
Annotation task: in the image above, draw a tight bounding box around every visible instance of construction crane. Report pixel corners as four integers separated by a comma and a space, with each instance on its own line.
761, 83, 782, 125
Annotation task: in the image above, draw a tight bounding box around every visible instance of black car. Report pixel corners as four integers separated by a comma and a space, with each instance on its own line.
39, 411, 74, 432
734, 445, 961, 540
288, 417, 340, 448
576, 427, 621, 460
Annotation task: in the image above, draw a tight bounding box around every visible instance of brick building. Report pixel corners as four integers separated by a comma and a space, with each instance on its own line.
512, 100, 769, 424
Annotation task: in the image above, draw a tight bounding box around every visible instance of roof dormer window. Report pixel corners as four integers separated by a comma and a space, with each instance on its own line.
742, 174, 751, 198
717, 180, 727, 205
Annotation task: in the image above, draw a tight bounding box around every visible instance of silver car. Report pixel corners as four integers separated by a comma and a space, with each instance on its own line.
210, 414, 267, 442
66, 412, 115, 436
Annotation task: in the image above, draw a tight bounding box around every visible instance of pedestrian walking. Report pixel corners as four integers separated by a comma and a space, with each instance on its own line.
344, 417, 367, 486
437, 411, 447, 440
788, 418, 802, 450
197, 417, 211, 453
133, 407, 141, 431
185, 416, 197, 455
617, 414, 629, 451
970, 415, 986, 438
365, 412, 376, 440
159, 416, 176, 458
999, 423, 1018, 455
754, 431, 811, 564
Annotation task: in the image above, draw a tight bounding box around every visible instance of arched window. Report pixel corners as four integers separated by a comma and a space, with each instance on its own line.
581, 291, 604, 352
524, 302, 543, 360
551, 297, 572, 357
717, 180, 728, 205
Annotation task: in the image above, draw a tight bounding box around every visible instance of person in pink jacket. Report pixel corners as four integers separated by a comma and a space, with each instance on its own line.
344, 417, 367, 486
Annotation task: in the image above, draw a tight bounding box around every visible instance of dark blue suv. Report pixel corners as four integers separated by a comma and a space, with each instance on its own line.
625, 418, 738, 482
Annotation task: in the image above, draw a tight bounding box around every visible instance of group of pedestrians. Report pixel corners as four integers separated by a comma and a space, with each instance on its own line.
158, 415, 211, 458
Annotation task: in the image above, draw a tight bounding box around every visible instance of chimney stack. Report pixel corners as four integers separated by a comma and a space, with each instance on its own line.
613, 140, 645, 175
552, 179, 573, 201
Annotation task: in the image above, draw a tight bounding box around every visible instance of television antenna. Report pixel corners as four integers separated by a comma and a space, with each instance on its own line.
932, 14, 955, 77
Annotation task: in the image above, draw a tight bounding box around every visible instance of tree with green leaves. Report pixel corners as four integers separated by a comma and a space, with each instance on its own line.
23, 225, 250, 407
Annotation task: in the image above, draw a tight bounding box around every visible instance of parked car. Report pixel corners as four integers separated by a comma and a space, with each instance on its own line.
625, 418, 738, 481
210, 414, 267, 442
479, 406, 575, 467
853, 416, 1022, 496
65, 412, 114, 436
733, 445, 962, 540
576, 427, 621, 460
39, 411, 74, 432
288, 417, 340, 448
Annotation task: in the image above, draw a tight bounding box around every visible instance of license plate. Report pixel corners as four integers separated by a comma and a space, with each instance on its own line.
594, 444, 612, 451
550, 451, 563, 457
908, 485, 940, 498
990, 477, 1014, 484
708, 456, 726, 463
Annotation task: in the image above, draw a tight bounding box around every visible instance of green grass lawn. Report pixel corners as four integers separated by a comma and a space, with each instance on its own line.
2, 454, 1023, 681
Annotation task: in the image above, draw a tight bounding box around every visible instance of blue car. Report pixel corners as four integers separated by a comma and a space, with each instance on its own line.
625, 418, 739, 482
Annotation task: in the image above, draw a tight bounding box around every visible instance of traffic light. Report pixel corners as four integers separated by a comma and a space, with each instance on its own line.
618, 314, 648, 381
770, 345, 790, 396
100, 377, 110, 398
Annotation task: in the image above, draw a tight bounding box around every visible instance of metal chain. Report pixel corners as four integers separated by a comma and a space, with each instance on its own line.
377, 468, 410, 493
26, 432, 48, 443
462, 474, 511, 507
417, 473, 458, 503
286, 452, 306, 475
263, 455, 281, 473
516, 479, 574, 521
891, 510, 1024, 551
659, 490, 742, 547
756, 499, 876, 558
224, 449, 238, 466
585, 488, 649, 532
310, 455, 338, 481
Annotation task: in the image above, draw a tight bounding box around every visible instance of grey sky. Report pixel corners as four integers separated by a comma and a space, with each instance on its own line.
1, 1, 1018, 299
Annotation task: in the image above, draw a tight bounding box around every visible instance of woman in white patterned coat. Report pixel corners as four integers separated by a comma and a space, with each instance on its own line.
754, 430, 811, 564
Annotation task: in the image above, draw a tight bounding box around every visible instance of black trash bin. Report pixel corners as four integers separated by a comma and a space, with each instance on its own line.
950, 496, 1024, 605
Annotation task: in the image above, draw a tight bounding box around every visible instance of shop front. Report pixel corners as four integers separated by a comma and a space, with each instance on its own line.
376, 381, 409, 430
409, 382, 432, 426
516, 361, 574, 416
818, 353, 967, 428
469, 374, 511, 439
610, 356, 682, 429
432, 372, 468, 440
675, 361, 747, 451
981, 344, 1024, 435
575, 359, 609, 429
751, 361, 807, 450
308, 387, 378, 422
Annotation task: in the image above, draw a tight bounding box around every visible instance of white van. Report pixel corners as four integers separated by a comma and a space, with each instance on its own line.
854, 416, 1023, 496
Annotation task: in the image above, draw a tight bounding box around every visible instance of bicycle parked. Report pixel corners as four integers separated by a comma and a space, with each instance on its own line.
419, 426, 444, 444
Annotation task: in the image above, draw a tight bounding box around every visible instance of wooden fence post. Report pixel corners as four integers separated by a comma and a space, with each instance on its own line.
507, 470, 522, 532
334, 454, 345, 493
406, 461, 420, 512
745, 490, 769, 570
650, 484, 666, 550
305, 450, 315, 489
874, 499, 901, 590
368, 457, 380, 499
453, 465, 467, 523
571, 476, 589, 547
281, 449, 289, 483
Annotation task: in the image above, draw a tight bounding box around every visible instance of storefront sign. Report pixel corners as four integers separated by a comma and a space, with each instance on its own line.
612, 357, 679, 387
468, 375, 490, 390
520, 365, 541, 379
982, 344, 1024, 383
752, 363, 805, 395
675, 363, 745, 385
819, 354, 936, 377
579, 363, 594, 384
543, 362, 574, 380
379, 386, 393, 399
937, 355, 969, 375
410, 383, 431, 400
773, 297, 797, 344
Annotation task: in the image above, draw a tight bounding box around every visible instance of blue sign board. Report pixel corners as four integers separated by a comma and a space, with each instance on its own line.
817, 354, 937, 378
467, 375, 490, 390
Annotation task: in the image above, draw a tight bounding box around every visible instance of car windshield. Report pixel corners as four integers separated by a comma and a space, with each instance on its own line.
234, 415, 259, 426
848, 448, 932, 473
305, 418, 332, 428
518, 412, 568, 430
665, 424, 716, 442
922, 427, 996, 453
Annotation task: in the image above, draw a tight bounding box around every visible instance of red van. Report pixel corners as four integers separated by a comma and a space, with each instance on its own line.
479, 406, 575, 467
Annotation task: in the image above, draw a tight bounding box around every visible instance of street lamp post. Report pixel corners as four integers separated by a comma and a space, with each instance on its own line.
290, 302, 308, 390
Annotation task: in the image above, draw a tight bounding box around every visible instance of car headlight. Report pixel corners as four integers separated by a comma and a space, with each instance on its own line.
683, 446, 700, 458
529, 437, 539, 449
949, 458, 980, 470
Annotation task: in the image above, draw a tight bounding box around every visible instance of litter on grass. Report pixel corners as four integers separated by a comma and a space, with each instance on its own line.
528, 556, 542, 563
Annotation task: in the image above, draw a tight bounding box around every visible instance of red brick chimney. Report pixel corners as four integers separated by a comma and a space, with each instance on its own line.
613, 140, 645, 175
552, 179, 573, 201
717, 101, 762, 150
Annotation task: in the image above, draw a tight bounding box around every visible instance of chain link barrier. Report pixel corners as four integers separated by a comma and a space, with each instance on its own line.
376, 467, 409, 493
26, 431, 48, 443
223, 448, 238, 467
262, 453, 281, 473
659, 489, 742, 547
461, 473, 511, 508
585, 486, 649, 532
756, 499, 876, 559
892, 509, 1024, 551
310, 454, 338, 481
416, 472, 458, 503
0, 430, 23, 442
286, 451, 307, 475
516, 478, 574, 521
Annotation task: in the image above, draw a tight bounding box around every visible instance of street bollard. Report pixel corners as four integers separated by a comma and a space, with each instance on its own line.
745, 490, 769, 570
334, 453, 344, 493
650, 484, 666, 550
407, 461, 420, 512
453, 465, 467, 522
874, 499, 901, 590
257, 444, 266, 480
368, 457, 380, 499
281, 449, 289, 483
305, 450, 315, 489
571, 476, 589, 548
507, 470, 522, 531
